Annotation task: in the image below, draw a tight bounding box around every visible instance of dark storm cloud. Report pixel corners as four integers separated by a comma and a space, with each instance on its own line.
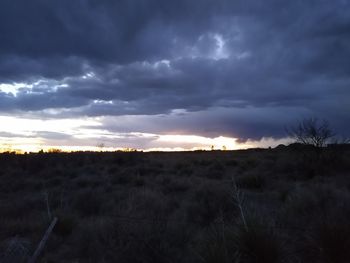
0, 0, 226, 68
0, 0, 349, 140
89, 106, 311, 141
0, 55, 86, 83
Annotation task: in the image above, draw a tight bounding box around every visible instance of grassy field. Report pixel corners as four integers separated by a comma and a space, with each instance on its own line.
0, 146, 350, 262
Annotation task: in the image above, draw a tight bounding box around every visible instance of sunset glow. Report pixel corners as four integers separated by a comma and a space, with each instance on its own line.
0, 115, 289, 152
0, 115, 247, 152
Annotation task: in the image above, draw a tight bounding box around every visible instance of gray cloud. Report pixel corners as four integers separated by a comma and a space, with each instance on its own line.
0, 0, 349, 142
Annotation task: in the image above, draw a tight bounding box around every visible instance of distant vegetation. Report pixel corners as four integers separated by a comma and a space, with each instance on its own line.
286, 117, 335, 148
0, 145, 349, 262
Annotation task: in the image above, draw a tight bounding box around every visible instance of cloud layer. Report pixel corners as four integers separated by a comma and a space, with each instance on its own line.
0, 0, 349, 147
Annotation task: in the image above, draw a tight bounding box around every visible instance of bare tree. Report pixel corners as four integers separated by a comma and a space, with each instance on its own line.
287, 117, 335, 148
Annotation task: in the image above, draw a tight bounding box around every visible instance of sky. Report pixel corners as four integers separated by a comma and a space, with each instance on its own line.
0, 0, 349, 152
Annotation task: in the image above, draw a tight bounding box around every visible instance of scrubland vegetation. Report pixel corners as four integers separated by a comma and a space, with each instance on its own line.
0, 145, 350, 262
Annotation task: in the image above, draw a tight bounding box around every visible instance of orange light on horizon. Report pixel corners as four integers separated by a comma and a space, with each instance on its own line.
0, 134, 256, 153
0, 115, 291, 153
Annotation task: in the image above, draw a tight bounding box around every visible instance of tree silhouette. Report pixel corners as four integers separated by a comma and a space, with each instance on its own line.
287, 118, 335, 148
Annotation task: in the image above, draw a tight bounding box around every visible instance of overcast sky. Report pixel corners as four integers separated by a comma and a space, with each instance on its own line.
0, 0, 349, 151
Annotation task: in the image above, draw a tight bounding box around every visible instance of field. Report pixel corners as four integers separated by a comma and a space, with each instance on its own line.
0, 146, 350, 263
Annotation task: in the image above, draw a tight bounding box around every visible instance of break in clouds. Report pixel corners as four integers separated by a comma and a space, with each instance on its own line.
0, 0, 350, 149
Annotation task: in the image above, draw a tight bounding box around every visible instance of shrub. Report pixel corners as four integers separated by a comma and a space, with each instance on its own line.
160, 176, 190, 194
286, 118, 335, 148
72, 190, 104, 216
203, 161, 226, 179
233, 223, 289, 263
53, 214, 76, 237
196, 159, 213, 166
118, 189, 174, 220
226, 159, 238, 167
301, 222, 350, 263
113, 216, 191, 263
196, 225, 235, 263
73, 218, 115, 262
186, 182, 235, 226
111, 170, 132, 185
197, 219, 290, 263
174, 162, 194, 177
236, 174, 265, 190
138, 165, 163, 176
238, 158, 259, 173
133, 176, 145, 187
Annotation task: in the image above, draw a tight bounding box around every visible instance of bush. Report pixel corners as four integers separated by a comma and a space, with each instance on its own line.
118, 189, 173, 220
113, 216, 191, 263
53, 214, 76, 237
286, 118, 335, 148
233, 223, 289, 263
236, 174, 265, 190
160, 177, 190, 194
238, 158, 259, 173
203, 161, 226, 179
301, 222, 350, 263
72, 190, 104, 216
186, 182, 235, 226
197, 225, 235, 263
226, 159, 238, 167
174, 162, 194, 177
111, 170, 132, 185
73, 218, 115, 262
197, 219, 290, 263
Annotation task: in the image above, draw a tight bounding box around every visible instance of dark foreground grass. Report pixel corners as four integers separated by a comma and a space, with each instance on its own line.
0, 147, 349, 262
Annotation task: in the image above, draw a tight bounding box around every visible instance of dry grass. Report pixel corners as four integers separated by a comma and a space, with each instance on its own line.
0, 147, 349, 262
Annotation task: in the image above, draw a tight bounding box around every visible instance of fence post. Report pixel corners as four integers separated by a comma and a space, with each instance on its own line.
27, 217, 58, 263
